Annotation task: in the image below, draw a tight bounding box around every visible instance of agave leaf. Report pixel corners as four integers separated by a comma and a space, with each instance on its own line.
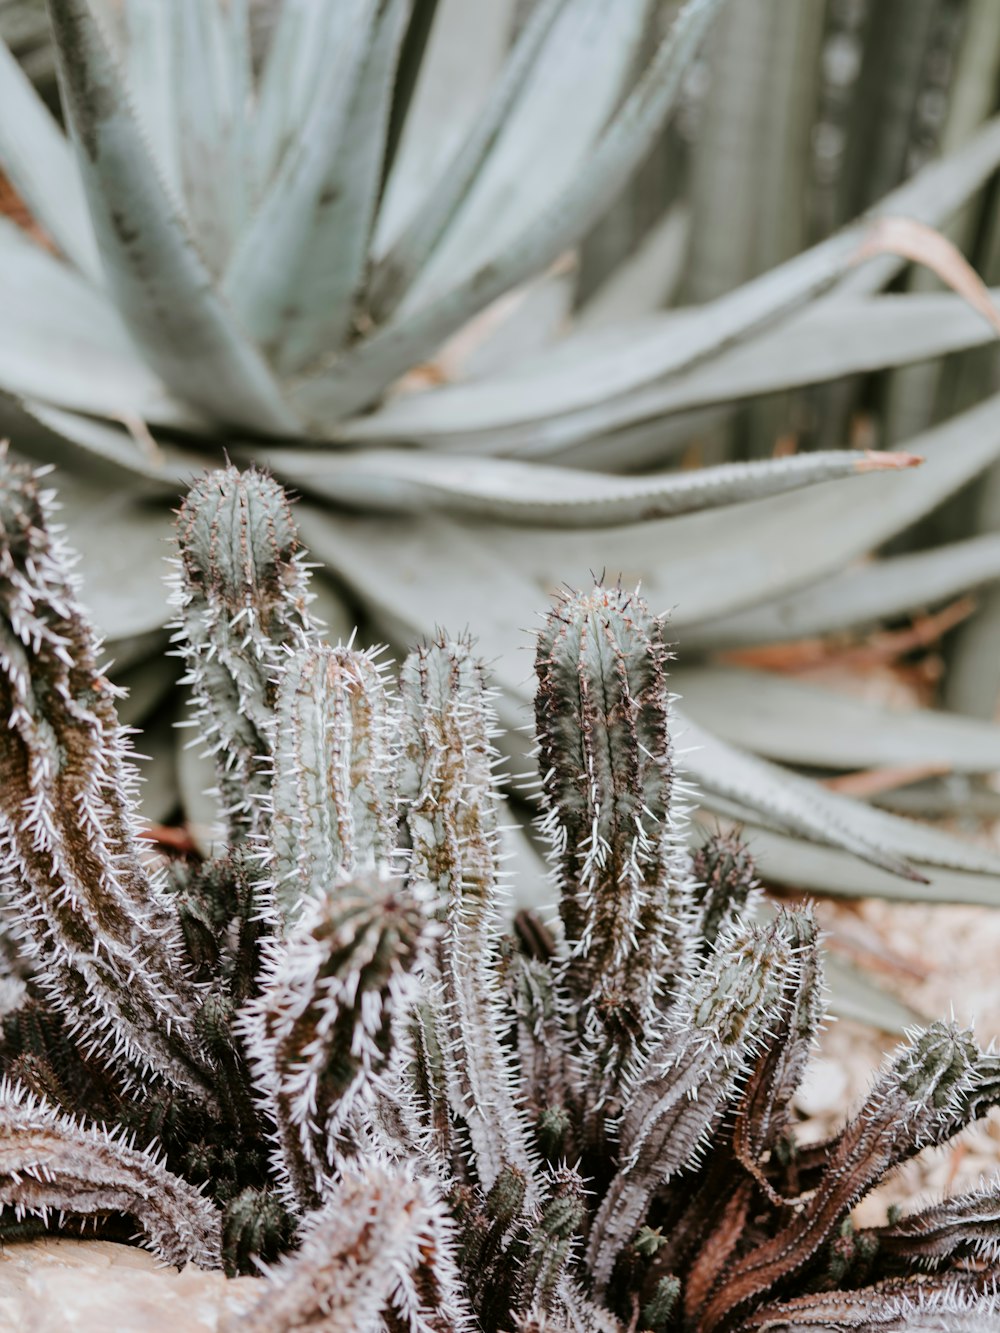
0, 393, 194, 494
296, 391, 1000, 640
684, 717, 1000, 880
163, 0, 253, 274
369, 0, 568, 315
574, 204, 690, 330
673, 666, 1000, 772
823, 954, 921, 1033
44, 0, 298, 433
290, 0, 731, 424
225, 0, 409, 373
136, 712, 181, 825
115, 653, 177, 729
264, 446, 920, 528
122, 0, 181, 202
388, 0, 651, 315
687, 534, 1000, 649
352, 285, 1000, 454
328, 113, 1000, 440
0, 216, 196, 423
0, 35, 100, 278
53, 472, 175, 640
252, 0, 362, 194
718, 817, 1000, 907
374, 0, 519, 253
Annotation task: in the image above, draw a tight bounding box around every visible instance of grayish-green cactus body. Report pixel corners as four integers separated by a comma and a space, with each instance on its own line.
268, 643, 398, 924
400, 635, 537, 1203
172, 465, 317, 844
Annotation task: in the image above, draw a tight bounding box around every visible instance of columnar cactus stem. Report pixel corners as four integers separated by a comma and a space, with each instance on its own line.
172, 465, 316, 843
0, 451, 210, 1097
0, 1078, 221, 1266
242, 870, 428, 1210
534, 584, 697, 1095
400, 635, 536, 1202
235, 1160, 473, 1333
268, 643, 398, 923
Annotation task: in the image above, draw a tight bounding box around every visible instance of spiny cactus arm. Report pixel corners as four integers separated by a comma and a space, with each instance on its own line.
240, 871, 427, 1211
233, 1162, 474, 1333
268, 643, 398, 922
0, 451, 211, 1098
586, 918, 795, 1292
699, 1022, 988, 1332
220, 1186, 296, 1278
400, 635, 536, 1201
516, 1168, 587, 1318
691, 830, 761, 952
735, 1273, 1000, 1331
731, 908, 826, 1182
408, 997, 454, 1170
171, 465, 318, 844
0, 1078, 221, 1267
534, 584, 697, 1093
864, 1176, 1000, 1272
509, 955, 582, 1163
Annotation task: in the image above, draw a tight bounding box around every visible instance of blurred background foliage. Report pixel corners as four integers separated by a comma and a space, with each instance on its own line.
7, 1, 1000, 1025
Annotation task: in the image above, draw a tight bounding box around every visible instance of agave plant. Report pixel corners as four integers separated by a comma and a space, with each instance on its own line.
5, 0, 1000, 940
3, 459, 1000, 1332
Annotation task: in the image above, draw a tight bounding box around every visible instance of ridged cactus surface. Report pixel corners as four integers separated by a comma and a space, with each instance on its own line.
0, 461, 997, 1332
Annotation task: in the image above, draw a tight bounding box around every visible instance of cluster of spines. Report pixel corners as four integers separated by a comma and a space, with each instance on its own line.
0, 464, 999, 1332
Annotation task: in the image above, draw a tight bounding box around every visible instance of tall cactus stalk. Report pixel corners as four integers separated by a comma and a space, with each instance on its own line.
171, 465, 317, 844
0, 449, 210, 1098
0, 462, 998, 1333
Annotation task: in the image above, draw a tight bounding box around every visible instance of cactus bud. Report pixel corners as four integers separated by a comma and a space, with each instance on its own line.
691, 830, 759, 950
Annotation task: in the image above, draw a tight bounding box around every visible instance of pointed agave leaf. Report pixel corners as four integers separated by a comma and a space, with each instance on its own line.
290, 0, 731, 424
162, 0, 253, 274
345, 286, 1000, 453
672, 666, 1000, 772
682, 715, 1000, 881
264, 445, 919, 528
712, 816, 1000, 907
687, 533, 1000, 649
225, 0, 409, 373
369, 0, 568, 316
295, 391, 1000, 657
381, 0, 651, 316
0, 216, 195, 425
0, 37, 100, 279
44, 0, 299, 433
0, 393, 191, 496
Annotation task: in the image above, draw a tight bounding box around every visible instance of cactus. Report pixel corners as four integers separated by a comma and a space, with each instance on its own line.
0, 463, 999, 1332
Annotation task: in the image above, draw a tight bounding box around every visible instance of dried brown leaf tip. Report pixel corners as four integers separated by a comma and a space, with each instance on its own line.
0, 464, 999, 1331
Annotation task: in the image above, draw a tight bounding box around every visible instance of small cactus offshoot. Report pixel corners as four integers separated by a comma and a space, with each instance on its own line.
0, 456, 999, 1332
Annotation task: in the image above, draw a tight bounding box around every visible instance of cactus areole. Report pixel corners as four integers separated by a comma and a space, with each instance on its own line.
0, 455, 998, 1332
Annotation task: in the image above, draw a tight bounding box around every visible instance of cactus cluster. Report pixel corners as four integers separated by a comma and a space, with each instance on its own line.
0, 454, 999, 1331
